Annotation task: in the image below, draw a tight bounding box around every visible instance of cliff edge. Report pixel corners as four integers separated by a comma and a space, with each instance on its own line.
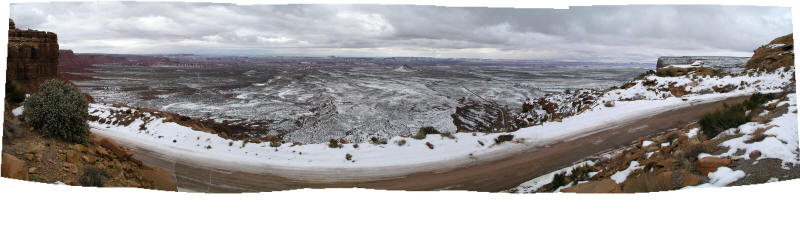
7, 19, 59, 93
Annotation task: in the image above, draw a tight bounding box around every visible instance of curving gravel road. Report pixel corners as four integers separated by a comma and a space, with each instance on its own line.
100, 96, 747, 193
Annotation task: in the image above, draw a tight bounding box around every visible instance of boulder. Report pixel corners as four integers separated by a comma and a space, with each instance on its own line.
560, 179, 622, 193
72, 144, 88, 153
66, 151, 81, 163
669, 85, 687, 97
749, 150, 762, 159
622, 170, 705, 193
696, 157, 732, 175
96, 137, 133, 160
139, 165, 177, 191
2, 153, 29, 180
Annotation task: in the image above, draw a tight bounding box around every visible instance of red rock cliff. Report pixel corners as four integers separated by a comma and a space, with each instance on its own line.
7, 19, 59, 93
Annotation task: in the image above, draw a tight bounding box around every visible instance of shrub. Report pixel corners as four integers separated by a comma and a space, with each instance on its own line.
5, 79, 26, 105
700, 92, 776, 139
494, 134, 514, 144
370, 137, 388, 145
396, 139, 406, 146
742, 92, 775, 110
681, 142, 713, 162
78, 166, 106, 187
23, 79, 90, 144
414, 126, 440, 139
699, 103, 749, 139
551, 172, 566, 190
569, 166, 592, 185
634, 70, 655, 80
328, 139, 340, 148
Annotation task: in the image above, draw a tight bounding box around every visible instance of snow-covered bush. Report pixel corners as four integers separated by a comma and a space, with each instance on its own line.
23, 79, 90, 144
414, 126, 440, 139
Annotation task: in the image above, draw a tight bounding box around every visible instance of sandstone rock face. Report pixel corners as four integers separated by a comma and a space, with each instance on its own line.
622, 170, 704, 193
696, 157, 732, 175
745, 33, 794, 71
560, 179, 622, 193
656, 56, 749, 74
2, 153, 29, 180
7, 19, 59, 93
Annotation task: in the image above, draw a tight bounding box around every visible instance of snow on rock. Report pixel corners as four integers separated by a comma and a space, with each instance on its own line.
511, 160, 597, 193
694, 167, 746, 187
393, 65, 415, 72
610, 160, 643, 184
641, 141, 655, 147
686, 128, 700, 138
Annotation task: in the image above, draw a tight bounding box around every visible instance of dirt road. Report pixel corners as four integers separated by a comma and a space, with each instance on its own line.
120, 96, 747, 193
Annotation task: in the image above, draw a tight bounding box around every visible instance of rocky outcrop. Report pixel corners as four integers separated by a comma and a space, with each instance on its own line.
7, 19, 59, 93
621, 170, 704, 193
656, 56, 749, 74
745, 33, 794, 71
514, 89, 600, 127
696, 156, 732, 175
451, 97, 514, 132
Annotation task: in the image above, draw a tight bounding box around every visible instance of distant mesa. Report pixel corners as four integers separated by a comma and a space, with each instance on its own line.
656, 56, 749, 74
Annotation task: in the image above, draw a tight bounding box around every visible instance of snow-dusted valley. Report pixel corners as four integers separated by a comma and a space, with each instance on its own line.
73, 62, 647, 143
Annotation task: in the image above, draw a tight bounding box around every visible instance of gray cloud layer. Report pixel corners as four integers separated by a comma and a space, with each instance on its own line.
10, 3, 793, 62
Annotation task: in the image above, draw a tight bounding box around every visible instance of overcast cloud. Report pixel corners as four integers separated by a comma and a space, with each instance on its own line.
9, 3, 793, 62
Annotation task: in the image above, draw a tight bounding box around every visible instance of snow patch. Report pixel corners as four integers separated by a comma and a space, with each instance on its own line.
610, 161, 643, 184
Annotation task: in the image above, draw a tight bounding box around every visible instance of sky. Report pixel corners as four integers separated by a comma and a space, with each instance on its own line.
9, 2, 793, 62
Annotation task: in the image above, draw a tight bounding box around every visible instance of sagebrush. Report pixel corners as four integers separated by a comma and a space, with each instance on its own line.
23, 79, 90, 144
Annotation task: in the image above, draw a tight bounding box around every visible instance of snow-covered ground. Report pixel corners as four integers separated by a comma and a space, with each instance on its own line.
509, 68, 796, 192
712, 94, 799, 166
688, 93, 799, 186
599, 68, 792, 102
